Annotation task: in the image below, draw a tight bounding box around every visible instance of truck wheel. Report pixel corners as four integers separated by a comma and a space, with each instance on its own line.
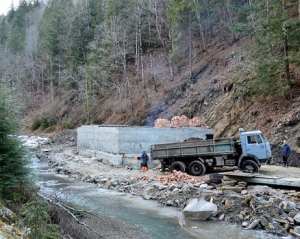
188, 161, 206, 176
240, 160, 259, 173
170, 161, 186, 173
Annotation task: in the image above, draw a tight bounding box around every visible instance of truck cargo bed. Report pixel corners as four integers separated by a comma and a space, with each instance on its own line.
151, 138, 235, 159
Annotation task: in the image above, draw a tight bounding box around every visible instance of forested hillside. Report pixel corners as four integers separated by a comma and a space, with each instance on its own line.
1, 0, 300, 150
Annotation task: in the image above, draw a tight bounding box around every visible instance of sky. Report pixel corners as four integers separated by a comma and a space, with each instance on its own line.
0, 0, 19, 16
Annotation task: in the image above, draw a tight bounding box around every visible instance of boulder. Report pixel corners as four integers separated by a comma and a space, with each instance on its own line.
260, 216, 269, 227
293, 213, 300, 223
242, 221, 248, 227
221, 186, 243, 193
282, 201, 297, 213
183, 198, 217, 221
294, 226, 300, 234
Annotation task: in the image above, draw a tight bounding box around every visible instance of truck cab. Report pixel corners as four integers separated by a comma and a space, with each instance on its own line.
238, 128, 272, 171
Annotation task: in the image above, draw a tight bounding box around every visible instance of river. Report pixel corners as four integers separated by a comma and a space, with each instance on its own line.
31, 156, 275, 239
23, 135, 275, 239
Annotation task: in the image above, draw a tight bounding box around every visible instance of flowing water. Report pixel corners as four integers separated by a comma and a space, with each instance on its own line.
24, 134, 274, 239
32, 157, 275, 239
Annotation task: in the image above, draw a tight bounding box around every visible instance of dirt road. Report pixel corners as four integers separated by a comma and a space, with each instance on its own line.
259, 165, 300, 178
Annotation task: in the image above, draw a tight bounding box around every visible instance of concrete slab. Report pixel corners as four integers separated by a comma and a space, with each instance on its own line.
77, 125, 213, 167
222, 166, 300, 188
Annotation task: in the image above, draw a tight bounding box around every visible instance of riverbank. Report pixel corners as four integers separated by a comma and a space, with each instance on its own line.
32, 129, 300, 238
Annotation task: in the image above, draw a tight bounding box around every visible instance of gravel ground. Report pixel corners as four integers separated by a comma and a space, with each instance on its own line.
33, 129, 300, 239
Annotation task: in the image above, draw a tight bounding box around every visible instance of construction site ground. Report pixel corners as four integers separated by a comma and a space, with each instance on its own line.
259, 165, 300, 179
32, 129, 300, 238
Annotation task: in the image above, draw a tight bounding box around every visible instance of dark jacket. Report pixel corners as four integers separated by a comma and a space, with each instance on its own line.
281, 144, 291, 156
141, 152, 149, 166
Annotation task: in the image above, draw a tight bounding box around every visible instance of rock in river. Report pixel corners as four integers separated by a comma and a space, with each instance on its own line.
183, 198, 217, 221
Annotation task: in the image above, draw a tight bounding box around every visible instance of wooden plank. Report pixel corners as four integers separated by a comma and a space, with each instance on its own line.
222, 172, 300, 188
223, 172, 282, 179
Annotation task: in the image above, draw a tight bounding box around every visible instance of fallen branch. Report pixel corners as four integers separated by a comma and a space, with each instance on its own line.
38, 192, 104, 238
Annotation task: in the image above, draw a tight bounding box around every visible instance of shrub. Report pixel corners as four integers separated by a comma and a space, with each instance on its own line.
31, 118, 41, 131
61, 122, 73, 130
22, 198, 61, 239
40, 116, 49, 131
45, 126, 55, 133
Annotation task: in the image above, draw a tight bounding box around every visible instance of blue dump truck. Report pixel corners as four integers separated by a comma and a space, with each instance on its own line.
150, 128, 272, 176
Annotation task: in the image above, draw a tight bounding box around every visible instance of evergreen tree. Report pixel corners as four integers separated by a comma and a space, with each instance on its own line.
6, 1, 27, 53
66, 0, 105, 68
90, 0, 105, 28
169, 0, 194, 76
38, 0, 74, 86
106, 0, 135, 21
0, 18, 8, 46
232, 0, 300, 96
0, 93, 34, 201
5, 0, 40, 53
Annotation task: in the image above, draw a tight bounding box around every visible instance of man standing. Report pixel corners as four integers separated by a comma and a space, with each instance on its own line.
281, 140, 291, 168
140, 151, 149, 171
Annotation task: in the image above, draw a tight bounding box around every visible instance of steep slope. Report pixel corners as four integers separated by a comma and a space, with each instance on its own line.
21, 30, 300, 156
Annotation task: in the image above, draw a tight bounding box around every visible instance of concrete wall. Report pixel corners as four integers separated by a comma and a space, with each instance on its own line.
77, 125, 213, 167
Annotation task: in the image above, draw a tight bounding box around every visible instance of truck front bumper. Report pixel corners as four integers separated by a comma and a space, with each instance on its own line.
260, 157, 273, 165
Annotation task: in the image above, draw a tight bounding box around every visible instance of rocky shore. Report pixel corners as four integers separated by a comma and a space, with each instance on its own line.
32, 129, 300, 239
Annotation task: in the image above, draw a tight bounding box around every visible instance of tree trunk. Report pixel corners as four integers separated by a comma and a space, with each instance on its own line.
248, 0, 256, 30
192, 0, 207, 51
282, 0, 290, 82
189, 5, 193, 79
299, 0, 300, 20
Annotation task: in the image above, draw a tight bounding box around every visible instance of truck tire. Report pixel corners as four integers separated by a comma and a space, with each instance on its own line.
240, 160, 259, 173
188, 161, 206, 176
170, 161, 186, 173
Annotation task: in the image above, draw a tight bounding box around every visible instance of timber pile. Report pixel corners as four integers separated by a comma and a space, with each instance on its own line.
154, 115, 208, 128
136, 170, 209, 185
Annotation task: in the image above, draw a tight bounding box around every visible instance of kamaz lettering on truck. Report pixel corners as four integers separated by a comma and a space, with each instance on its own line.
150, 128, 272, 176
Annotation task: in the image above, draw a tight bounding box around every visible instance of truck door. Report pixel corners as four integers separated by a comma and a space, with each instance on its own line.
244, 134, 268, 159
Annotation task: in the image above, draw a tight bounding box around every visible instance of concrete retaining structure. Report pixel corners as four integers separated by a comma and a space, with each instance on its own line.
77, 125, 213, 168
